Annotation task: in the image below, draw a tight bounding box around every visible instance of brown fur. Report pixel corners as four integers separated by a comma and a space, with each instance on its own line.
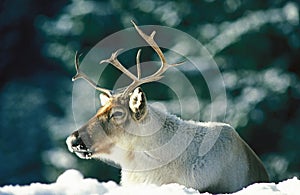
96, 100, 113, 117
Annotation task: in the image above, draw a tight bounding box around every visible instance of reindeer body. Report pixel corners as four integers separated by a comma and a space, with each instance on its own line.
66, 21, 269, 193
118, 104, 268, 193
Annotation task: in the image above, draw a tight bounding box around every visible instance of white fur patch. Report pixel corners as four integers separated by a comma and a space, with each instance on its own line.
100, 93, 110, 106
95, 144, 127, 167
129, 88, 143, 113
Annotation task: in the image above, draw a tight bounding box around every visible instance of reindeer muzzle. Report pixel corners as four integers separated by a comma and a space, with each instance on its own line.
66, 130, 93, 159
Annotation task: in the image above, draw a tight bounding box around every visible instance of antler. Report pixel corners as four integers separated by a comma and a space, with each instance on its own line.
100, 20, 183, 97
73, 52, 112, 96
73, 21, 183, 98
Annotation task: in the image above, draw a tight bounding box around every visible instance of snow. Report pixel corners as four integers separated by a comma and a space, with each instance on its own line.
0, 169, 299, 195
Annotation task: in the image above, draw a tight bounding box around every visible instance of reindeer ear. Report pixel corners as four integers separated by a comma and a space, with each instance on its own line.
99, 93, 110, 106
129, 87, 147, 120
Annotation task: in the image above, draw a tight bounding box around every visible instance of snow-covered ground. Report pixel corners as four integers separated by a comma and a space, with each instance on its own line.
0, 169, 299, 195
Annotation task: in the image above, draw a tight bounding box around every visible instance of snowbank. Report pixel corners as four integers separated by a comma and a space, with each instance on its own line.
0, 169, 299, 195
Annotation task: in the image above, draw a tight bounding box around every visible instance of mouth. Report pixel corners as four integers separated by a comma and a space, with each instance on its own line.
73, 146, 93, 159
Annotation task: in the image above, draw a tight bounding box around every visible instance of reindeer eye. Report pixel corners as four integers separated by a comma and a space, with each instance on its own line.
112, 111, 124, 118
110, 108, 126, 120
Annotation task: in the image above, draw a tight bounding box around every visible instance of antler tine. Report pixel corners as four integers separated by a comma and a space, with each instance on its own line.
121, 21, 183, 96
97, 21, 184, 97
100, 49, 138, 82
73, 52, 112, 96
136, 49, 142, 79
131, 20, 166, 66
131, 20, 183, 75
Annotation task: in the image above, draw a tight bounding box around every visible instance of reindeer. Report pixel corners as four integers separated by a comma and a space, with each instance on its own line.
66, 21, 269, 193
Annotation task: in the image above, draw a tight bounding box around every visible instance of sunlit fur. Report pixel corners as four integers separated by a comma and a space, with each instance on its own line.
67, 88, 269, 194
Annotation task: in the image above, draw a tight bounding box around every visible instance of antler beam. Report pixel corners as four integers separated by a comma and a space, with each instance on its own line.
100, 49, 138, 82
73, 52, 112, 96
99, 20, 184, 96
121, 20, 183, 96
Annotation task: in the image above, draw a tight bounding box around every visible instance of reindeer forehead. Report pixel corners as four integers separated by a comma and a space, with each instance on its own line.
96, 96, 127, 117
96, 101, 113, 117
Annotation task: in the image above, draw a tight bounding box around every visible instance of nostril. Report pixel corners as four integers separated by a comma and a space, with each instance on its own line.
73, 130, 79, 138
71, 135, 83, 147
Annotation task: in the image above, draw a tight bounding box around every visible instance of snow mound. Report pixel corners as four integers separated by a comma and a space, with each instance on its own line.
0, 169, 299, 195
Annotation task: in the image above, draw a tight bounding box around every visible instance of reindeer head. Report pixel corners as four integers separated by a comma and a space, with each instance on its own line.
66, 21, 182, 164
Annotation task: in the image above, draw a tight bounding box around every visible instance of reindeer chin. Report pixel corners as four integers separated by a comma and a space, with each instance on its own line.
74, 150, 93, 160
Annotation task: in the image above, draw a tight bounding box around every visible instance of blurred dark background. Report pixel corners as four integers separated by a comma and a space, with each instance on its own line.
1, 0, 300, 186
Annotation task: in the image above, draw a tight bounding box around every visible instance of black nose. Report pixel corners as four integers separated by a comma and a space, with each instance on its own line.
71, 131, 86, 149
66, 131, 88, 152
66, 130, 92, 159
